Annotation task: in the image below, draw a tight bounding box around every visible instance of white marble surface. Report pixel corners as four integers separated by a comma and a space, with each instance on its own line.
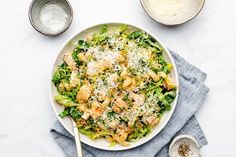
0, 0, 236, 156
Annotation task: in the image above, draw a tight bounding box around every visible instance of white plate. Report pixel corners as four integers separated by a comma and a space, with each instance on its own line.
49, 23, 179, 151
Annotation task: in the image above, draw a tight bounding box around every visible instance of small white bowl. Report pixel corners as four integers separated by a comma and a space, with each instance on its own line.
140, 0, 205, 26
169, 135, 201, 157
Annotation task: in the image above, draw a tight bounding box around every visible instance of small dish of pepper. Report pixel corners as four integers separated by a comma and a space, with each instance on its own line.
169, 135, 201, 157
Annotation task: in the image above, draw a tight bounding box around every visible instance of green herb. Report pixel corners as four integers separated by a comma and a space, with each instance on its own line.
52, 63, 71, 86
72, 40, 90, 66
164, 90, 176, 103
122, 93, 129, 101
128, 123, 151, 141
59, 106, 83, 120
55, 95, 77, 107
77, 40, 90, 51
69, 107, 83, 119
128, 31, 143, 39
128, 31, 162, 51
107, 111, 116, 118
72, 50, 81, 66
59, 110, 69, 118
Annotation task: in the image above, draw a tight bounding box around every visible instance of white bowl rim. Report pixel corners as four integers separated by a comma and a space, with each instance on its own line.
49, 22, 179, 151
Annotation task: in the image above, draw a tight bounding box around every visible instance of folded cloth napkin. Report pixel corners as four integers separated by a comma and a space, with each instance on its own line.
50, 51, 209, 157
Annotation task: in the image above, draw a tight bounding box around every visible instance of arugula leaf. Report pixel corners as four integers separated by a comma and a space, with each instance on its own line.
128, 124, 151, 141
52, 71, 61, 85
128, 31, 143, 39
52, 63, 71, 86
69, 106, 83, 119
128, 31, 163, 52
164, 91, 176, 103
72, 50, 81, 66
122, 93, 129, 101
77, 40, 90, 51
59, 106, 83, 120
162, 63, 173, 74
145, 38, 162, 51
72, 40, 90, 66
59, 110, 69, 118
107, 111, 116, 118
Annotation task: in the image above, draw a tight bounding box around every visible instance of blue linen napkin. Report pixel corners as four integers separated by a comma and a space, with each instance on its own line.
50, 51, 209, 157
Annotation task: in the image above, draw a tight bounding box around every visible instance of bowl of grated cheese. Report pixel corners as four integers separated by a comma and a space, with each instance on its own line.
140, 0, 205, 26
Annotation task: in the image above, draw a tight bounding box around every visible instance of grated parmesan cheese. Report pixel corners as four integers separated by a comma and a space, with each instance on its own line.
127, 42, 151, 74
106, 73, 118, 88
79, 28, 167, 125
86, 61, 97, 76
145, 0, 188, 17
93, 78, 108, 101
